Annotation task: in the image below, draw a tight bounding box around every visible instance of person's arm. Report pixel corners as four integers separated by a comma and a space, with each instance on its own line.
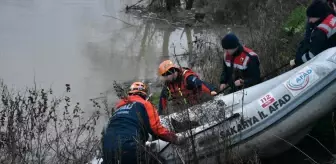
303, 20, 313, 40
295, 29, 328, 65
243, 56, 261, 86
186, 75, 215, 94
296, 38, 311, 60
220, 59, 229, 85
144, 102, 177, 143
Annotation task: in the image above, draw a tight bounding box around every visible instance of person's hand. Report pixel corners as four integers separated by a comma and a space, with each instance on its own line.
290, 59, 296, 67
219, 84, 227, 91
210, 91, 217, 96
234, 79, 244, 86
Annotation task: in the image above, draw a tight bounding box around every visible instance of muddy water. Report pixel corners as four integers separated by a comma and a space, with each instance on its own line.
0, 0, 199, 106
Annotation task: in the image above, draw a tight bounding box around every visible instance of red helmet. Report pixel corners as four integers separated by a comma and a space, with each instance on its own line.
128, 82, 148, 96
158, 60, 178, 76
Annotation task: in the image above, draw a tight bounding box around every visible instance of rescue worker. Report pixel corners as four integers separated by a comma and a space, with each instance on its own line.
102, 82, 185, 164
302, 0, 336, 42
290, 0, 336, 67
158, 60, 217, 115
219, 33, 261, 93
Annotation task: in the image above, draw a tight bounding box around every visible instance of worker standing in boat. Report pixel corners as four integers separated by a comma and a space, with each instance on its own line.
102, 82, 185, 164
219, 33, 261, 93
300, 0, 336, 45
296, 0, 336, 57
157, 60, 218, 115
290, 0, 336, 67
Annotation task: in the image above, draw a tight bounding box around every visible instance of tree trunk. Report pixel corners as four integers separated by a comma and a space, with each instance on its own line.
161, 28, 173, 61
185, 0, 194, 10
165, 0, 181, 11
185, 27, 194, 67
137, 23, 150, 80
173, 0, 181, 7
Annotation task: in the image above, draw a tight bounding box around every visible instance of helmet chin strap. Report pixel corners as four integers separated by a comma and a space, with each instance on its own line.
146, 93, 153, 101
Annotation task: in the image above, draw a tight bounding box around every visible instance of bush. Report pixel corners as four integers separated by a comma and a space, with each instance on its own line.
283, 6, 307, 35
0, 79, 106, 164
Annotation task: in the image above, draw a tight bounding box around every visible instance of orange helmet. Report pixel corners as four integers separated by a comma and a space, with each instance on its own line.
128, 82, 148, 96
158, 60, 178, 76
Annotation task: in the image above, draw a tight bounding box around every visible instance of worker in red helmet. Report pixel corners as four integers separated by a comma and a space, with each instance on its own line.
157, 60, 218, 115
102, 82, 185, 164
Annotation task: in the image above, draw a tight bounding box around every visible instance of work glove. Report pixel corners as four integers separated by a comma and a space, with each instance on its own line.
219, 84, 227, 91
234, 79, 244, 87
210, 91, 217, 96
290, 59, 296, 67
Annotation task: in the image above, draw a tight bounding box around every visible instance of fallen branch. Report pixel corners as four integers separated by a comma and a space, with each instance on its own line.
102, 14, 137, 27
306, 134, 336, 159
132, 15, 186, 29
126, 0, 145, 10
273, 134, 319, 164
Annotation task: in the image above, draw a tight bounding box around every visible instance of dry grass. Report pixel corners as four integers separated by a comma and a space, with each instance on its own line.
0, 79, 103, 164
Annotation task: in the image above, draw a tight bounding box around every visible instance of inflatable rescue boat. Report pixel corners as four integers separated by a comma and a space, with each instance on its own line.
145, 47, 336, 163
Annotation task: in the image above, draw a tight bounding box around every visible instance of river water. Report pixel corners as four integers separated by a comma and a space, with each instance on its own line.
0, 0, 254, 107
0, 0, 202, 107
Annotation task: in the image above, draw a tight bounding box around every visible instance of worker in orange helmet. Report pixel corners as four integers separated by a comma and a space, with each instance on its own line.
102, 82, 185, 164
157, 60, 217, 115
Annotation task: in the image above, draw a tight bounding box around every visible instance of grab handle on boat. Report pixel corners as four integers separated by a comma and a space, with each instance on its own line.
192, 112, 241, 136
158, 113, 241, 154
216, 86, 230, 95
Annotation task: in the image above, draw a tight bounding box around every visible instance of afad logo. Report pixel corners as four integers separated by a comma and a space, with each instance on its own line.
286, 68, 313, 91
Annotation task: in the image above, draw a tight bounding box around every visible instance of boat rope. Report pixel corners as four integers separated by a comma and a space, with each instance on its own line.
174, 148, 186, 164
261, 63, 290, 81
158, 113, 241, 154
